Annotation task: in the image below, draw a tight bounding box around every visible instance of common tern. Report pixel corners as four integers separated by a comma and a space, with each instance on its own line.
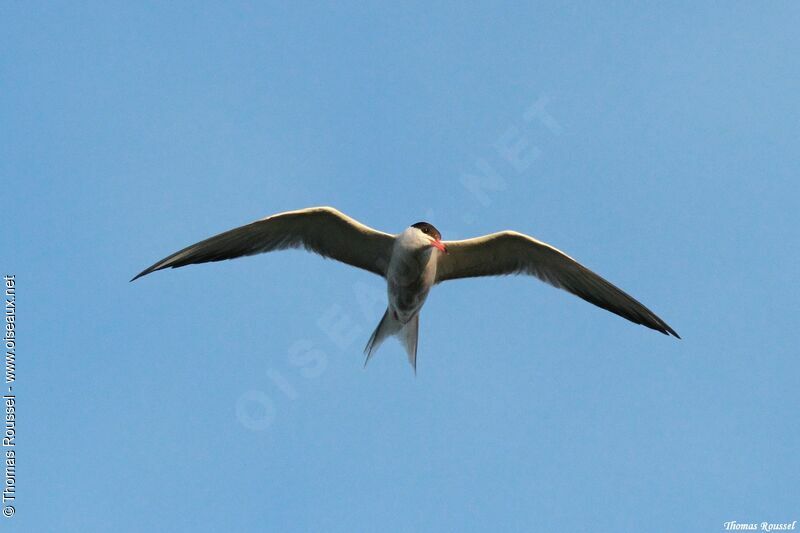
133, 206, 679, 370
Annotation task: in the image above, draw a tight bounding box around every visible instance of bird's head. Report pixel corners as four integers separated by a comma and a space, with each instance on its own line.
411, 222, 447, 253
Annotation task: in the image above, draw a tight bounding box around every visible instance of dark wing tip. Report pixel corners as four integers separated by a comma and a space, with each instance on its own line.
130, 262, 165, 282
648, 317, 680, 339
130, 268, 151, 282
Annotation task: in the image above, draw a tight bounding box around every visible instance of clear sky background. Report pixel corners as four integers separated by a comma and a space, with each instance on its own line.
2, 2, 799, 532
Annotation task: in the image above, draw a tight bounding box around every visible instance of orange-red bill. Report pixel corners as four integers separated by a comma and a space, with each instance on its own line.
430, 239, 448, 253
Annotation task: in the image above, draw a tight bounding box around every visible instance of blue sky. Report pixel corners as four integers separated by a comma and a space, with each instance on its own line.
3, 2, 799, 531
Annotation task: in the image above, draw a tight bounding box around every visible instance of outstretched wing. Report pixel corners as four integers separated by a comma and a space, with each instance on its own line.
436, 231, 679, 337
132, 206, 395, 281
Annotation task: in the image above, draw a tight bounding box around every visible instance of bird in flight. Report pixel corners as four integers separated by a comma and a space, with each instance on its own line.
133, 206, 679, 370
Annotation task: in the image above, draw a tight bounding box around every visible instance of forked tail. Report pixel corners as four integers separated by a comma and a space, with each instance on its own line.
364, 308, 420, 372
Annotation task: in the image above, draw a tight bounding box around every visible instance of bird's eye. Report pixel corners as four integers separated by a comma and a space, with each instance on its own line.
423, 228, 428, 233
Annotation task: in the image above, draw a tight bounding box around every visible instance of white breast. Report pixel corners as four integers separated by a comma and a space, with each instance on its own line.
386, 228, 439, 323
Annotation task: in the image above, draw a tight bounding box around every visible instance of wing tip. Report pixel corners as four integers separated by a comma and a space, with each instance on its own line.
130, 264, 161, 282
656, 322, 680, 339
130, 270, 149, 282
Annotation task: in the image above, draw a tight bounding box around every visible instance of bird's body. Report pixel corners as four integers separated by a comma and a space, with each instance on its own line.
364, 226, 442, 369
387, 226, 439, 323
133, 206, 678, 371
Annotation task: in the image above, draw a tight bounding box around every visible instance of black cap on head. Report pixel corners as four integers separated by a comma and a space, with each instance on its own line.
411, 222, 441, 241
